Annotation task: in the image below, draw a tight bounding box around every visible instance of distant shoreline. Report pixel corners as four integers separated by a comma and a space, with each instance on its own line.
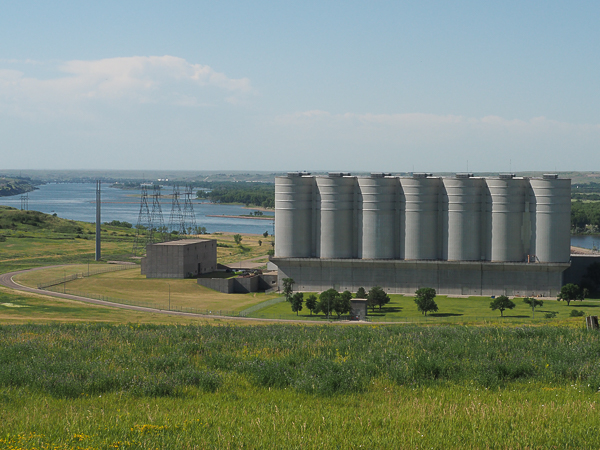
206, 214, 274, 220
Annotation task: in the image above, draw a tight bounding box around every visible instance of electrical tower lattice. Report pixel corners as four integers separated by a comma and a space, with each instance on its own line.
133, 185, 153, 255
183, 184, 197, 235
150, 185, 166, 242
168, 186, 186, 235
20, 193, 28, 211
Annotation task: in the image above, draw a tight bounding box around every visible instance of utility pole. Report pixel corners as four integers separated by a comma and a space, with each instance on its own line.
95, 180, 101, 261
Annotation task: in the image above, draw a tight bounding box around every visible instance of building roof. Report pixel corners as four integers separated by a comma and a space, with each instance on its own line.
152, 239, 214, 246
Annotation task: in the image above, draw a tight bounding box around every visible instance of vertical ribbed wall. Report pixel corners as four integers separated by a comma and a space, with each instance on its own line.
488, 177, 527, 262
316, 175, 356, 259
274, 173, 571, 263
358, 175, 397, 259
274, 175, 314, 258
443, 177, 483, 261
403, 176, 441, 260
530, 176, 571, 262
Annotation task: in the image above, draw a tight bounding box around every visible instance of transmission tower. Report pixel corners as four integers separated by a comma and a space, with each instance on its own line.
183, 184, 197, 235
20, 193, 28, 211
168, 185, 186, 235
150, 185, 166, 242
133, 184, 153, 255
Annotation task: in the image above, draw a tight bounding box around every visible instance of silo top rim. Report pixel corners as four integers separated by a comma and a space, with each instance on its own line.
498, 173, 515, 179
370, 172, 392, 178
412, 172, 433, 178
455, 173, 474, 178
328, 172, 351, 177
285, 171, 311, 177
543, 173, 559, 179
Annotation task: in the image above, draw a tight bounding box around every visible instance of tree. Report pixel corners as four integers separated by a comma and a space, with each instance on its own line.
367, 286, 390, 311
355, 287, 367, 299
233, 234, 243, 245
263, 231, 269, 238
319, 288, 338, 319
523, 297, 543, 319
305, 294, 318, 316
282, 278, 295, 302
258, 240, 262, 246
414, 287, 438, 316
291, 292, 304, 316
557, 283, 586, 306
489, 295, 516, 317
333, 290, 353, 319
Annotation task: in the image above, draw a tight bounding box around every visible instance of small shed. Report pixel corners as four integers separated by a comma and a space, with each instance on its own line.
350, 299, 368, 320
141, 239, 217, 278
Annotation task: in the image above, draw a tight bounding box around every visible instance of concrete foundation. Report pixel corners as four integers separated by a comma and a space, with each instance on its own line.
141, 239, 217, 278
198, 274, 278, 294
272, 258, 568, 298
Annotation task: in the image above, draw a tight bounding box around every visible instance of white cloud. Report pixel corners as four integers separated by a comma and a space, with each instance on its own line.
0, 56, 254, 118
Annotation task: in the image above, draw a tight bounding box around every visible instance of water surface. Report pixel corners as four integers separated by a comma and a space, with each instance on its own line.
0, 183, 274, 235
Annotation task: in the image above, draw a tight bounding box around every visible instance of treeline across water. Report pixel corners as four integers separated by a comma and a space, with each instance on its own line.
196, 182, 274, 208
571, 201, 600, 232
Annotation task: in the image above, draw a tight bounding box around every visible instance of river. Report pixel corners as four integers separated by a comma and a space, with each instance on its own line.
0, 183, 274, 235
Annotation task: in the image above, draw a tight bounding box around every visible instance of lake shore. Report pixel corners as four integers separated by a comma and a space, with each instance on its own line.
206, 214, 274, 220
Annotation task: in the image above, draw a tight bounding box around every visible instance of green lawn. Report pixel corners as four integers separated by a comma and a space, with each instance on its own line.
253, 292, 597, 324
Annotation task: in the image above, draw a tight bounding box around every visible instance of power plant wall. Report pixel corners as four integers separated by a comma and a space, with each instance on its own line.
275, 173, 571, 264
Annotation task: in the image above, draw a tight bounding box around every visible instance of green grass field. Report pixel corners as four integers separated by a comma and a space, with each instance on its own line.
1, 323, 600, 448
250, 292, 597, 324
14, 267, 280, 314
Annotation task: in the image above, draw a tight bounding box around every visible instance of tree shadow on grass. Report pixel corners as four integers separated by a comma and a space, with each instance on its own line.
570, 303, 598, 308
502, 315, 530, 318
428, 313, 463, 318
366, 307, 403, 317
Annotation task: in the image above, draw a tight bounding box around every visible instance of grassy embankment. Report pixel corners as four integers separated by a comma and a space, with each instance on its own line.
0, 206, 137, 273
1, 323, 600, 448
12, 267, 279, 315
0, 205, 273, 323
0, 206, 272, 273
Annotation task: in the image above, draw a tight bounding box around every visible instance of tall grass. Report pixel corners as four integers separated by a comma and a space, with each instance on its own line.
3, 323, 600, 448
1, 323, 600, 398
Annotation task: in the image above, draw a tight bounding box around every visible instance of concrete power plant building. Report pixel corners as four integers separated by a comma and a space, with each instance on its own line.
272, 172, 571, 297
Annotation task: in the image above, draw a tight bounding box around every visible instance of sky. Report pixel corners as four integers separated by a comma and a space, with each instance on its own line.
1, 1, 599, 173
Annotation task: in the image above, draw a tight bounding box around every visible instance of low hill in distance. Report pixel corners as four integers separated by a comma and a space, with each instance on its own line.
0, 177, 37, 197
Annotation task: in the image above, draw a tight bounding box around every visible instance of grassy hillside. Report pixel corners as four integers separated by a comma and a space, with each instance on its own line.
0, 206, 137, 273
1, 323, 599, 448
0, 177, 36, 197
0, 206, 271, 274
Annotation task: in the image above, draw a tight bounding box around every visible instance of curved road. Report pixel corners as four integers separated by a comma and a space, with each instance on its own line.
0, 266, 354, 324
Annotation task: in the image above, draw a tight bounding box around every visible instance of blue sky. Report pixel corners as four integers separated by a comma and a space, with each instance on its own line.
1, 1, 599, 172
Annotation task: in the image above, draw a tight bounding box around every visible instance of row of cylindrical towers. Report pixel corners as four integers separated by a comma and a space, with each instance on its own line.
275, 172, 571, 263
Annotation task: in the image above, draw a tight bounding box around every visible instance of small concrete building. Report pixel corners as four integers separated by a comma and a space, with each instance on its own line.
141, 239, 217, 278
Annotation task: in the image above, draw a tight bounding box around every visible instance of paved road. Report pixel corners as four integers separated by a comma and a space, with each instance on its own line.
0, 266, 360, 324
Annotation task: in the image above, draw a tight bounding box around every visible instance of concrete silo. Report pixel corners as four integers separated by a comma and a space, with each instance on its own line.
358, 174, 397, 259
402, 174, 441, 260
487, 175, 527, 262
443, 174, 484, 261
274, 173, 314, 258
530, 174, 571, 263
316, 173, 356, 259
